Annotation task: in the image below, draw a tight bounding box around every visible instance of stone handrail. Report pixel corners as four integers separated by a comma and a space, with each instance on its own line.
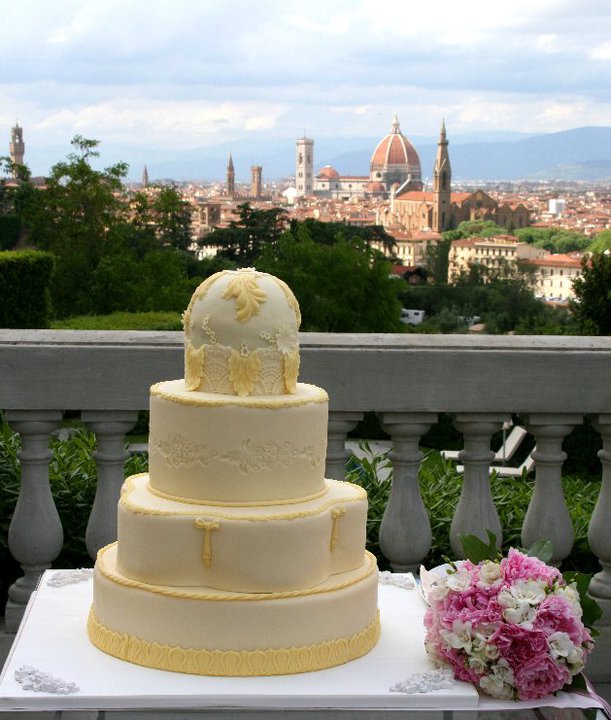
0, 330, 610, 680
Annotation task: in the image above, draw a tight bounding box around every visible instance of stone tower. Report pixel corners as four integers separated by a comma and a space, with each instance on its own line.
142, 164, 149, 187
227, 154, 235, 197
295, 136, 314, 196
251, 165, 262, 198
432, 120, 452, 232
9, 123, 25, 175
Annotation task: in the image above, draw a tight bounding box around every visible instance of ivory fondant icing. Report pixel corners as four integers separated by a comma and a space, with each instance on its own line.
116, 474, 367, 592
90, 544, 380, 676
148, 381, 328, 504
89, 269, 380, 676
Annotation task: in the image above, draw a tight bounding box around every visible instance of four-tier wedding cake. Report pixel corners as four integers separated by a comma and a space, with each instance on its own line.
88, 268, 380, 676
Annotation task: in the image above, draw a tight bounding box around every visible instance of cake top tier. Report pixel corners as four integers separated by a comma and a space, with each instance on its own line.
182, 269, 301, 396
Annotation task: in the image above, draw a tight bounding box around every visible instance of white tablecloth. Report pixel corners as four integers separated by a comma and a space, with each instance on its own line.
0, 571, 604, 714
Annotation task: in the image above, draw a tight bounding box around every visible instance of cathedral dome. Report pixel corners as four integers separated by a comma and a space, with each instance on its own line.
370, 114, 422, 189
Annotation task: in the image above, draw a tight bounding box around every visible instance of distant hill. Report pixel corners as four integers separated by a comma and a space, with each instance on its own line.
120, 126, 611, 183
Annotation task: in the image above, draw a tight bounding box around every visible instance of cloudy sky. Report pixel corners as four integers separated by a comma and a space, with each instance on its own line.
1, 0, 610, 178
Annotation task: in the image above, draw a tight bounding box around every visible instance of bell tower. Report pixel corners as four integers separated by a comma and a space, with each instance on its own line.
295, 136, 314, 196
9, 123, 25, 175
432, 120, 452, 232
227, 154, 235, 197
251, 165, 262, 198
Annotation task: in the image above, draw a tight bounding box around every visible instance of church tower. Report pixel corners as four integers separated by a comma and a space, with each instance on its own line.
432, 120, 452, 232
142, 164, 149, 187
251, 165, 262, 198
227, 153, 235, 197
295, 136, 314, 196
9, 123, 25, 175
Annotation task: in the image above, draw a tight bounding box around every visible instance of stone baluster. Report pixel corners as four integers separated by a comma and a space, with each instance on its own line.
326, 411, 363, 480
586, 414, 611, 680
82, 411, 138, 559
378, 413, 437, 572
4, 410, 64, 632
521, 413, 581, 565
450, 413, 508, 558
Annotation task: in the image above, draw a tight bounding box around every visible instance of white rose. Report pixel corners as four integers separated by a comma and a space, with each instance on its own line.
479, 560, 502, 586
480, 674, 514, 700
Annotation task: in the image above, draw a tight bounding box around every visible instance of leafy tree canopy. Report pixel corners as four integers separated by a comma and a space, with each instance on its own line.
205, 203, 288, 266
587, 229, 611, 254
570, 253, 611, 335
256, 224, 405, 333
514, 226, 590, 254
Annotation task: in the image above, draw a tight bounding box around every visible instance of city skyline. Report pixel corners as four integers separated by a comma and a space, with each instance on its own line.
1, 0, 610, 179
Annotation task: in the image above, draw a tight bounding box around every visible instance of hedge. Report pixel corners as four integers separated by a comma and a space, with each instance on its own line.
0, 250, 54, 328
0, 215, 21, 251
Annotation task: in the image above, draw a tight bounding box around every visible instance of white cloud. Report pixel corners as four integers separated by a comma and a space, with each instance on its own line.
0, 0, 610, 176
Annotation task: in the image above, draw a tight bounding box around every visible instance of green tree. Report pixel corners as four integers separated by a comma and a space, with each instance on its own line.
257, 226, 404, 332
570, 253, 611, 335
425, 237, 451, 284
588, 230, 611, 254
26, 136, 129, 317
131, 186, 193, 251
205, 203, 288, 265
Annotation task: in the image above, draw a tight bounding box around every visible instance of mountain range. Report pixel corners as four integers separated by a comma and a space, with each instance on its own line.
115, 126, 611, 184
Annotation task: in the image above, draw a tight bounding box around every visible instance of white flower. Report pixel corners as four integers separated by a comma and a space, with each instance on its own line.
446, 569, 472, 591
554, 584, 583, 616
548, 632, 585, 674
468, 655, 488, 673
482, 642, 501, 661
498, 580, 546, 626
275, 325, 298, 354
479, 673, 514, 700
479, 560, 502, 587
440, 620, 473, 652
479, 659, 515, 698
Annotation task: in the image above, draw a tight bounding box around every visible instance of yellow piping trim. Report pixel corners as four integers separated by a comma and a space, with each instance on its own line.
120, 476, 365, 519
96, 545, 378, 602
88, 608, 380, 676
150, 382, 328, 408
145, 480, 331, 509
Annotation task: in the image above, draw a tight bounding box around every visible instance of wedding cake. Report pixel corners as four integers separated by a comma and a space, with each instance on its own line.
88, 268, 380, 676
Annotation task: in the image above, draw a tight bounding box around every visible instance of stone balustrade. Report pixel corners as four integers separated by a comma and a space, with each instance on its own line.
0, 329, 610, 680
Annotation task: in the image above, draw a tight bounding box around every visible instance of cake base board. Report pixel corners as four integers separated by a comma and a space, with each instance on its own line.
0, 570, 480, 712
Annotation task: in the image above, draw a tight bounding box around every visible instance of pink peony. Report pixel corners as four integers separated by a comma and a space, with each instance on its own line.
492, 623, 548, 670
500, 549, 562, 587
534, 595, 589, 645
513, 654, 571, 700
441, 585, 500, 627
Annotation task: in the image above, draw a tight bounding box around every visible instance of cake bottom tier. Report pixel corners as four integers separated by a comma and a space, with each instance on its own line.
89, 543, 380, 676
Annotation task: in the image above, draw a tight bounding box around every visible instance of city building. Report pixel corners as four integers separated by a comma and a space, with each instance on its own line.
9, 123, 24, 175
303, 114, 423, 201
523, 253, 583, 303
226, 154, 235, 197
251, 165, 262, 199
295, 137, 314, 197
386, 125, 530, 234
448, 234, 545, 281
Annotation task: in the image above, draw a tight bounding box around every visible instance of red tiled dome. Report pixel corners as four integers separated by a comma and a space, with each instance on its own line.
316, 165, 340, 179
370, 115, 421, 171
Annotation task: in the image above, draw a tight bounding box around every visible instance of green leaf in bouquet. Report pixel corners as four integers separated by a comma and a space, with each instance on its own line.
459, 530, 499, 564
526, 538, 554, 564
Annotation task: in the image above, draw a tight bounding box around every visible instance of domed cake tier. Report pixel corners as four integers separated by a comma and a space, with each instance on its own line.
182, 269, 301, 396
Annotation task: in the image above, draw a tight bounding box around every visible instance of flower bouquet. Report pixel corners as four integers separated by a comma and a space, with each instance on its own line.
423, 533, 601, 701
